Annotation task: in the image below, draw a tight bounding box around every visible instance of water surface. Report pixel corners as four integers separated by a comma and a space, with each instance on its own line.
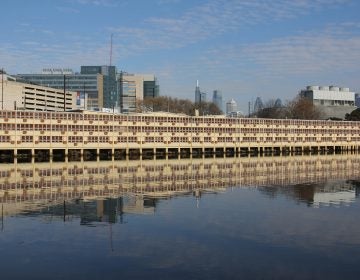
1, 155, 360, 279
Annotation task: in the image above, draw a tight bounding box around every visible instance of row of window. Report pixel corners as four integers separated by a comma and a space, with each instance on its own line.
1, 110, 359, 127
1, 135, 359, 144
1, 123, 358, 135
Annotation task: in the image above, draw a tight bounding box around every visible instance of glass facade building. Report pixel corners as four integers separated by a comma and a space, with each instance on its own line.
119, 73, 159, 113
144, 80, 159, 99
16, 66, 118, 110
212, 90, 223, 112
80, 66, 117, 109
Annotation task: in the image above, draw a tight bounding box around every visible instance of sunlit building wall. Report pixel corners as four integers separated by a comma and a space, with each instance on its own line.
119, 73, 159, 113
0, 77, 77, 111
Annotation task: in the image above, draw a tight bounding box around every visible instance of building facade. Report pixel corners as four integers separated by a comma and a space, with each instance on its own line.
80, 66, 117, 109
226, 99, 237, 116
195, 80, 207, 103
16, 66, 117, 111
0, 76, 77, 111
355, 93, 360, 108
212, 90, 223, 112
119, 73, 159, 113
1, 110, 360, 163
300, 85, 356, 119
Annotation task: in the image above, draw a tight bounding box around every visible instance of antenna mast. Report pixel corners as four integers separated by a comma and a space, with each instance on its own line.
109, 34, 113, 66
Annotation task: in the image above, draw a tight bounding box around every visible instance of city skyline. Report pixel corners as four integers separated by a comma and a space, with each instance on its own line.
1, 0, 360, 112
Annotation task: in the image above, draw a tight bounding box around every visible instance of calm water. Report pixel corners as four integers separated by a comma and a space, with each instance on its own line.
1, 155, 360, 279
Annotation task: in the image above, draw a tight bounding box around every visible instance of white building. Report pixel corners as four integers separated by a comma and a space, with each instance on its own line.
0, 74, 78, 111
226, 99, 237, 116
300, 85, 357, 119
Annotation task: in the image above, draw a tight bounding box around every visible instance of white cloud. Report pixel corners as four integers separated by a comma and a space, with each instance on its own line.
74, 0, 119, 7
108, 0, 352, 55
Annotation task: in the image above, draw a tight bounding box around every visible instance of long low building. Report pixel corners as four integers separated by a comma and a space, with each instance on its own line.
1, 109, 360, 161
1, 76, 77, 111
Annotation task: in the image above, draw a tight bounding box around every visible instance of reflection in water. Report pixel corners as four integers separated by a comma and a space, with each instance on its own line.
1, 155, 360, 279
1, 154, 360, 217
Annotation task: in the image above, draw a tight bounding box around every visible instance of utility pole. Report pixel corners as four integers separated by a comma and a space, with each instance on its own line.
119, 71, 123, 113
63, 75, 66, 112
1, 68, 4, 110
83, 81, 86, 110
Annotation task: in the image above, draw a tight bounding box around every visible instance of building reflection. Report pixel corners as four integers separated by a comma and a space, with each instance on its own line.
1, 154, 360, 221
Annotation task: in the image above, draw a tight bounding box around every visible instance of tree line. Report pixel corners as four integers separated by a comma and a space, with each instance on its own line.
137, 96, 222, 116
254, 96, 323, 120
136, 95, 360, 121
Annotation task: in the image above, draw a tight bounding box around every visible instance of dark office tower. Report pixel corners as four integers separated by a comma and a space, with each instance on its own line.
144, 79, 159, 99
212, 90, 223, 112
81, 66, 117, 109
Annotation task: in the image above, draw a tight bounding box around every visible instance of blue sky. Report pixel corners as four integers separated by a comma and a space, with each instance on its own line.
1, 0, 360, 112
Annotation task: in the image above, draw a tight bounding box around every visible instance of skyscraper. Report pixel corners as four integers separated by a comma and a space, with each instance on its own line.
195, 80, 201, 103
195, 80, 207, 103
226, 99, 237, 115
253, 97, 264, 113
212, 90, 223, 112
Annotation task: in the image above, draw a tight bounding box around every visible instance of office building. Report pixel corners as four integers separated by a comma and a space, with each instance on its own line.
355, 93, 360, 107
226, 99, 237, 116
119, 73, 159, 113
212, 90, 223, 112
300, 85, 357, 119
16, 66, 118, 111
195, 80, 207, 103
80, 66, 117, 109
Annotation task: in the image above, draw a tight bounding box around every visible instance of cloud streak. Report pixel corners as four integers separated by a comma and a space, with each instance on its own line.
110, 0, 351, 54
0, 0, 359, 110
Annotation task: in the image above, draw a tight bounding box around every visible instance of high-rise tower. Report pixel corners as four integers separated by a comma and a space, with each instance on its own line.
195, 80, 201, 103
226, 99, 237, 115
212, 90, 223, 112
195, 80, 207, 103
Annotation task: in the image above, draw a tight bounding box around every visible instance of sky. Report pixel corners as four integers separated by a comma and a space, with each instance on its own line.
1, 0, 360, 113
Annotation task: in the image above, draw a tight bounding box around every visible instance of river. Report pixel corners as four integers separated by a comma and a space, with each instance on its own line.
1, 154, 360, 279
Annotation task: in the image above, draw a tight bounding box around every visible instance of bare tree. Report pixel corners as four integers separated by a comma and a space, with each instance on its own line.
256, 99, 290, 119
255, 96, 323, 120
287, 96, 323, 120
137, 96, 222, 116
